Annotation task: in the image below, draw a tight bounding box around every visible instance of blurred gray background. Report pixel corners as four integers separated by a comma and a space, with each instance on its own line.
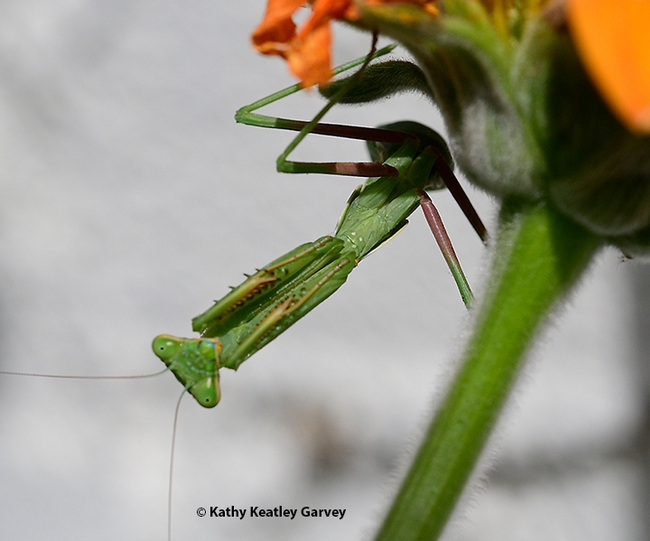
0, 2, 643, 540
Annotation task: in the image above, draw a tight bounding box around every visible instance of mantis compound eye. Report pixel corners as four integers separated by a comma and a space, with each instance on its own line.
152, 335, 182, 365
189, 376, 221, 408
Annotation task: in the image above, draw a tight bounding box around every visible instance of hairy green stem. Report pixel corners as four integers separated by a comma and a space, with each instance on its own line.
375, 201, 602, 541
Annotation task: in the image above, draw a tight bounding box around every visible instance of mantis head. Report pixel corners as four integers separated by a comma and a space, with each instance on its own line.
152, 334, 221, 408
367, 121, 454, 191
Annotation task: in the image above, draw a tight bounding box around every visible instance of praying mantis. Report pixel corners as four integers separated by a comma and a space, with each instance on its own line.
0, 5, 635, 540
152, 45, 488, 408
0, 39, 486, 541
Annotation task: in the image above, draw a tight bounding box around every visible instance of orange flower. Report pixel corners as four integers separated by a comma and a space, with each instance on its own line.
252, 0, 358, 87
252, 0, 438, 86
568, 0, 650, 133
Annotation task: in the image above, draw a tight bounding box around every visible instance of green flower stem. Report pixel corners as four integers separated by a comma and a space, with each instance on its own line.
376, 200, 602, 541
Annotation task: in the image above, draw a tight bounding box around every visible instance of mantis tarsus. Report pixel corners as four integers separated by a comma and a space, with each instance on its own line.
153, 44, 488, 408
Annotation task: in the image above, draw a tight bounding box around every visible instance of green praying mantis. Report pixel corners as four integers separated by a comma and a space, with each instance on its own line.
152, 44, 488, 408
0, 41, 489, 541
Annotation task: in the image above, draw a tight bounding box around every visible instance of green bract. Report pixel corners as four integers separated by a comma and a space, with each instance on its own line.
356, 1, 650, 252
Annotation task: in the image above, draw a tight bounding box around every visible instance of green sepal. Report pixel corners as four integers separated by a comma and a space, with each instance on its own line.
549, 134, 650, 237
319, 60, 434, 104
526, 26, 650, 238
355, 3, 546, 199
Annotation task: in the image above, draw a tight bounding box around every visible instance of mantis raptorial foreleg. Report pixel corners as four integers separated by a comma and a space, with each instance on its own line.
153, 45, 489, 408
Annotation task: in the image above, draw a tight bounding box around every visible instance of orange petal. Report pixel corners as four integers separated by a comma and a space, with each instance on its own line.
568, 0, 650, 133
252, 0, 359, 86
288, 22, 333, 86
252, 0, 305, 57
312, 0, 354, 21
363, 0, 439, 16
298, 0, 352, 43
